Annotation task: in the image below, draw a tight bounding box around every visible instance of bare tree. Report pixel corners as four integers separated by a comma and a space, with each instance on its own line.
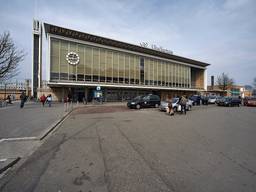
0, 32, 25, 80
217, 72, 234, 90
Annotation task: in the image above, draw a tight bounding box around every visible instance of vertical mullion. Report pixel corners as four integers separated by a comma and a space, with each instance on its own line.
58, 41, 60, 80
76, 44, 78, 81
98, 48, 101, 82
91, 48, 93, 82
68, 42, 70, 81
129, 55, 130, 84
84, 46, 85, 82
118, 53, 119, 83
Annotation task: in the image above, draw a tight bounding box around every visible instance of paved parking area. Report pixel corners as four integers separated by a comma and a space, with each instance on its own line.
1, 105, 256, 192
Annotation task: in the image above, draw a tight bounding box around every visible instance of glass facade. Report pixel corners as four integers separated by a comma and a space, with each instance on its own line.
50, 38, 203, 89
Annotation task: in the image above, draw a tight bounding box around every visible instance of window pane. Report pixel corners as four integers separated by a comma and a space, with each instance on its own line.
77, 44, 84, 81
93, 48, 99, 82
106, 50, 113, 82
113, 52, 118, 83
85, 46, 92, 81
100, 49, 106, 82
60, 40, 68, 80
119, 53, 124, 83
124, 55, 129, 84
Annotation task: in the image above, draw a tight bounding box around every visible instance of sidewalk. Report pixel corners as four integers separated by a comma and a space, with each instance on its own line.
0, 102, 72, 176
0, 101, 126, 176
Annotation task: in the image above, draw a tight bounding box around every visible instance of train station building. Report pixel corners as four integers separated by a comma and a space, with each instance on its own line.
32, 20, 210, 102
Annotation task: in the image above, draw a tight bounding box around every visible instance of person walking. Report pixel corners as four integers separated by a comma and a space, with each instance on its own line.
40, 94, 46, 107
7, 95, 12, 104
47, 94, 52, 107
180, 95, 187, 115
20, 91, 26, 108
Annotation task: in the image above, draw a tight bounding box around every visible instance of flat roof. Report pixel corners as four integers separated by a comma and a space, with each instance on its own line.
44, 23, 210, 68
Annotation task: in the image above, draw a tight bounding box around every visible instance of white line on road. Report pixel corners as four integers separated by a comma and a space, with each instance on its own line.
0, 137, 38, 143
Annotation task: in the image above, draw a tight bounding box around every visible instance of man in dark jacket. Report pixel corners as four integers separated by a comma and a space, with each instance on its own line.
20, 91, 26, 108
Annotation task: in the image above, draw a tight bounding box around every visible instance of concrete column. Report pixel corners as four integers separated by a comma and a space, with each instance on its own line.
85, 87, 88, 103
204, 69, 207, 91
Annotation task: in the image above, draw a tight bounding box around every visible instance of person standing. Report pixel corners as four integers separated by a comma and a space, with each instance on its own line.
47, 94, 52, 107
167, 100, 174, 116
20, 91, 26, 108
40, 94, 46, 107
180, 95, 187, 115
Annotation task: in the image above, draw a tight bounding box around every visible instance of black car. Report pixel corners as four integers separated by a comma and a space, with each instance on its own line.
201, 96, 209, 105
189, 95, 201, 106
127, 94, 161, 109
217, 97, 241, 107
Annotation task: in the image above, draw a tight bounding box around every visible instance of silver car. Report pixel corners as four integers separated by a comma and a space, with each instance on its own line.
208, 96, 217, 104
159, 98, 192, 112
159, 101, 169, 111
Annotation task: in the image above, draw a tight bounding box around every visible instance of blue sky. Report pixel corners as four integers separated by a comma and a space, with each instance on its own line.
0, 0, 255, 85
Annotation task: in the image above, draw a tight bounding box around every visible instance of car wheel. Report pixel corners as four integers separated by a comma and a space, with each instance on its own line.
228, 103, 232, 107
155, 103, 159, 108
173, 107, 177, 112
136, 104, 141, 109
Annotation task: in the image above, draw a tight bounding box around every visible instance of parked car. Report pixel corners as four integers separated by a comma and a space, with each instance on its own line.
172, 97, 192, 111
127, 94, 160, 109
215, 96, 223, 105
208, 96, 217, 104
217, 97, 241, 107
189, 95, 201, 105
159, 101, 169, 111
246, 97, 256, 107
159, 98, 192, 112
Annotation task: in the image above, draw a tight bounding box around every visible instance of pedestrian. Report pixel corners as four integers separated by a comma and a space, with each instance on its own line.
47, 94, 52, 107
7, 95, 12, 104
20, 91, 26, 108
167, 99, 174, 116
40, 94, 46, 107
180, 95, 187, 114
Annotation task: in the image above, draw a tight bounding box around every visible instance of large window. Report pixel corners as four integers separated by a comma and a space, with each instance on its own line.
50, 37, 194, 88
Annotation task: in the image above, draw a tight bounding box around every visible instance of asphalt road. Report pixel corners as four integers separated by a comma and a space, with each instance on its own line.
1, 105, 256, 192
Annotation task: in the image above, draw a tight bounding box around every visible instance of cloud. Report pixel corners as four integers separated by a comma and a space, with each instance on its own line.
0, 0, 255, 85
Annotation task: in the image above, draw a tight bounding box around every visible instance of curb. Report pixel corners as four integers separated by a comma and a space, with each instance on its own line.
0, 157, 21, 175
0, 107, 76, 177
39, 108, 73, 140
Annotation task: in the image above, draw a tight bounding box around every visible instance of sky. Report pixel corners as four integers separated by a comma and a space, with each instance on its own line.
0, 0, 255, 86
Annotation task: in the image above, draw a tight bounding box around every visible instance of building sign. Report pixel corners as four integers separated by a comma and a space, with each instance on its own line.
140, 42, 173, 55
66, 52, 80, 65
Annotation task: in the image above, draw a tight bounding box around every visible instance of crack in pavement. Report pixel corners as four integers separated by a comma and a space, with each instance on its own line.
114, 122, 176, 192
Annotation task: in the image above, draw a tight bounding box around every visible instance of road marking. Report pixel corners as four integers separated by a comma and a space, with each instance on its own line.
0, 137, 38, 143
0, 158, 7, 162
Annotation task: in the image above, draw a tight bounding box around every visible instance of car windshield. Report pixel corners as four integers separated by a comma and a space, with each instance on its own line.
209, 96, 216, 99
172, 98, 179, 103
